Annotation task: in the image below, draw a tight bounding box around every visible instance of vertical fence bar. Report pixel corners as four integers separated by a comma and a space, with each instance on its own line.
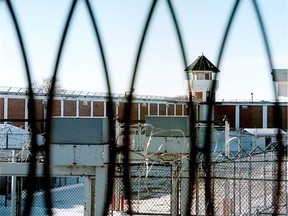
196, 168, 199, 215
95, 166, 108, 216
249, 157, 252, 215
180, 158, 189, 216
286, 150, 288, 216
11, 150, 16, 216
264, 152, 267, 208
233, 159, 236, 214
84, 176, 92, 216
171, 161, 179, 216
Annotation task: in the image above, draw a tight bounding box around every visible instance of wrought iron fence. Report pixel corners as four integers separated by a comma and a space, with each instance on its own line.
0, 0, 286, 215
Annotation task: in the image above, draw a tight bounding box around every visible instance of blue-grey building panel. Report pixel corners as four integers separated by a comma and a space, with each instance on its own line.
50, 118, 109, 144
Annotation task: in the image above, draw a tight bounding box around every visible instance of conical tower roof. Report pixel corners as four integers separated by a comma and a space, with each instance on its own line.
185, 54, 220, 72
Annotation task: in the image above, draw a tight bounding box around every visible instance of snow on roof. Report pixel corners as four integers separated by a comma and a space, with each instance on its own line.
0, 123, 28, 134
0, 123, 31, 149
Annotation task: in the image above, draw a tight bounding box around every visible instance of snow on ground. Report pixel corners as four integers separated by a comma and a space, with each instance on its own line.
0, 182, 171, 215
0, 183, 84, 216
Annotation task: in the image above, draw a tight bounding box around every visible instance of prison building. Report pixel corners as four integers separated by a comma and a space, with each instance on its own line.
0, 87, 287, 133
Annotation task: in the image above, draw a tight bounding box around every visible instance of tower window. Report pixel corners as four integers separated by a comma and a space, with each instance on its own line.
197, 74, 204, 80
205, 73, 211, 80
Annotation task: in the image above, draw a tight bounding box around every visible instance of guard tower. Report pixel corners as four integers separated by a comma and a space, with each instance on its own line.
185, 54, 220, 121
272, 69, 288, 97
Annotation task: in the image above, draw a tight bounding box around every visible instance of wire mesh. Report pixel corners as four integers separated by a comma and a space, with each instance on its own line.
112, 164, 172, 215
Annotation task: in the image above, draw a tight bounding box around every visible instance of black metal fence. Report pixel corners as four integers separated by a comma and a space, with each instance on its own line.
1, 0, 286, 215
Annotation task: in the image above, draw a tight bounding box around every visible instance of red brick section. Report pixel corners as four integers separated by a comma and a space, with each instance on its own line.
117, 102, 125, 121
150, 103, 157, 115
35, 99, 45, 133
93, 101, 104, 117
268, 106, 288, 129
130, 103, 138, 122
214, 105, 236, 128
106, 102, 117, 119
79, 100, 91, 116
118, 102, 138, 123
168, 104, 174, 116
140, 104, 148, 121
64, 100, 76, 116
240, 106, 262, 128
35, 100, 44, 120
51, 100, 61, 116
3, 96, 287, 131
0, 98, 4, 123
159, 104, 166, 115
176, 104, 182, 115
8, 98, 25, 127
184, 104, 189, 115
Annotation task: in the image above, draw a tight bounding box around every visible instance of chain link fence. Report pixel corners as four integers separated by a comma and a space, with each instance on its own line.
111, 151, 287, 215
0, 153, 287, 215
112, 164, 172, 215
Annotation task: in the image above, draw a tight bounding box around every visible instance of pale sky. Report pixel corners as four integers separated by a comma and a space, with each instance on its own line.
1, 0, 287, 101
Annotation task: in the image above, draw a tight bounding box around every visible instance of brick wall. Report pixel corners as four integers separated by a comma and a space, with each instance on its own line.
0, 96, 287, 131
93, 101, 104, 117
64, 100, 76, 116
150, 103, 157, 115
140, 104, 148, 121
35, 99, 45, 133
240, 105, 262, 128
214, 105, 235, 128
79, 100, 91, 116
51, 100, 61, 116
118, 102, 138, 123
8, 98, 25, 127
159, 104, 166, 115
176, 104, 182, 115
268, 106, 287, 129
168, 104, 174, 116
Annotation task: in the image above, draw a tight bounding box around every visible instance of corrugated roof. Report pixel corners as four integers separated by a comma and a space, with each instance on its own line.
185, 54, 220, 72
